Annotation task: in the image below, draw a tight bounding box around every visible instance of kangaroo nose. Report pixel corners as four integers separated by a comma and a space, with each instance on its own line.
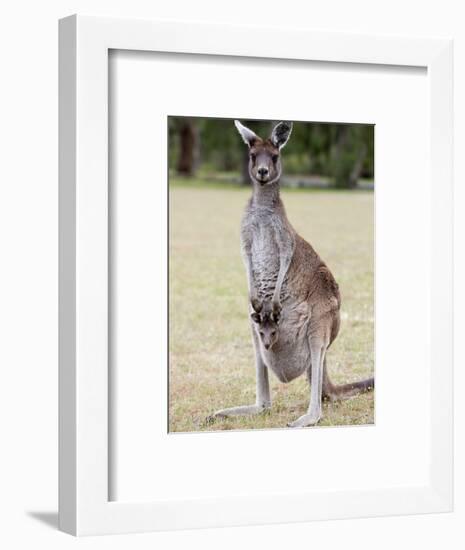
258, 167, 269, 177
264, 343, 270, 350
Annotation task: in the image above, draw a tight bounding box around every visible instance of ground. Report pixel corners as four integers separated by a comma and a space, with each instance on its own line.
169, 179, 374, 432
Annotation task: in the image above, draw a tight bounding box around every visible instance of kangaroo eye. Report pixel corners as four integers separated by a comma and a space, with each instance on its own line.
259, 331, 264, 337
250, 153, 256, 162
271, 331, 276, 337
272, 154, 279, 163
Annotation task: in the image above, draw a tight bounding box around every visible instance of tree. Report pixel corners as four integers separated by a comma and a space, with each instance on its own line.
176, 118, 199, 177
330, 125, 371, 189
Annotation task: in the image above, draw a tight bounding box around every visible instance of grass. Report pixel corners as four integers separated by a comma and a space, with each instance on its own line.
169, 178, 374, 432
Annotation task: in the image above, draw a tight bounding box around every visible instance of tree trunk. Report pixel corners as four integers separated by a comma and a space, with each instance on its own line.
348, 143, 367, 188
177, 119, 197, 177
332, 126, 369, 189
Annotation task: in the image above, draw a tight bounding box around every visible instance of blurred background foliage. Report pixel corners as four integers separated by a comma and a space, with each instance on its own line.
168, 117, 374, 189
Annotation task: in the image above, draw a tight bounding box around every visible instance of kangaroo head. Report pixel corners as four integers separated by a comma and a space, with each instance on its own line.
234, 120, 293, 186
250, 299, 280, 350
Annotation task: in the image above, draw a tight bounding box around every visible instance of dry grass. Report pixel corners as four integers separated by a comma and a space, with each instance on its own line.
169, 179, 374, 432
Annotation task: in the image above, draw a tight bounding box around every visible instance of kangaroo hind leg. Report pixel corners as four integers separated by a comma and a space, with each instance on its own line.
207, 331, 271, 422
288, 338, 327, 428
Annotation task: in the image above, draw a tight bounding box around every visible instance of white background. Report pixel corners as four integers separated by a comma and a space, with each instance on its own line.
110, 52, 430, 502
0, 1, 462, 549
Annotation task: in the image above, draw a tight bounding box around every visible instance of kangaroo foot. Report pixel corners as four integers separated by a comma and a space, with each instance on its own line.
206, 403, 271, 424
287, 412, 321, 428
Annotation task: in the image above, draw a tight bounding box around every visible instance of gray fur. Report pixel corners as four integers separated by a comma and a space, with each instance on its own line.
210, 121, 374, 428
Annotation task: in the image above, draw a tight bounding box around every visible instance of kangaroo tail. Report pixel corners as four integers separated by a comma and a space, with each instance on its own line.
322, 359, 374, 402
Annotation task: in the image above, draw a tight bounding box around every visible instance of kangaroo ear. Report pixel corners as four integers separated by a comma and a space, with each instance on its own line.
250, 312, 261, 324
270, 121, 293, 149
234, 120, 259, 147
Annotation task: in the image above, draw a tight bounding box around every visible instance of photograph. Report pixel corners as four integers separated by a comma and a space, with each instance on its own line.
0, 0, 455, 543
168, 116, 375, 432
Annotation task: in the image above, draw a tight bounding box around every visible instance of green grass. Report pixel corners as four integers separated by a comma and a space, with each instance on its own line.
169, 178, 374, 432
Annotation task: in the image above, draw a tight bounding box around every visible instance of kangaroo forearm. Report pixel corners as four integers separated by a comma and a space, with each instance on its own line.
272, 253, 293, 303
244, 254, 259, 300
272, 270, 287, 303
271, 232, 295, 304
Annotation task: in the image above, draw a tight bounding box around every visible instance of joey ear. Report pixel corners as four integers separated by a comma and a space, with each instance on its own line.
271, 311, 281, 324
270, 121, 293, 149
271, 301, 281, 323
234, 120, 259, 147
251, 312, 261, 324
250, 297, 263, 313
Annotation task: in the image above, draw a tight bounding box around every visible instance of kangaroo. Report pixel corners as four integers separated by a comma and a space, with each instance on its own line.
211, 120, 374, 428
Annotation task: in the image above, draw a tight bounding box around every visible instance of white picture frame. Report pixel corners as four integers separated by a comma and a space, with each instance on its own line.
59, 14, 453, 536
